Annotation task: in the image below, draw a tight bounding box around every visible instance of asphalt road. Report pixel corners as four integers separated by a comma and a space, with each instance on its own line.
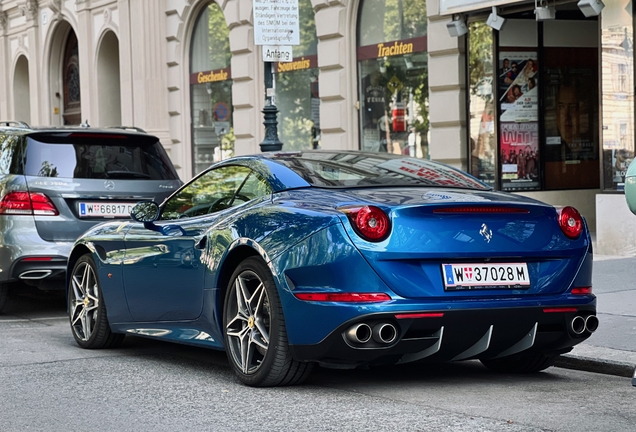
1, 290, 634, 432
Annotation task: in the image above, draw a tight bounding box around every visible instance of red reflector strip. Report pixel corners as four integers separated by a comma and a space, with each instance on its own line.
433, 207, 530, 214
395, 312, 445, 319
294, 292, 391, 302
22, 257, 54, 262
571, 287, 592, 295
543, 307, 578, 313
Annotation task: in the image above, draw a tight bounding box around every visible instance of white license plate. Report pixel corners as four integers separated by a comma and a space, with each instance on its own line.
78, 202, 135, 218
442, 263, 530, 291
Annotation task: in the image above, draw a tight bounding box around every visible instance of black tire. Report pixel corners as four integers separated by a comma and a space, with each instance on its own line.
481, 353, 557, 373
223, 257, 313, 387
68, 254, 124, 349
0, 283, 9, 314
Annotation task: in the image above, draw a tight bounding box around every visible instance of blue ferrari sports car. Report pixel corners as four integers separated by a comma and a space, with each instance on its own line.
67, 151, 597, 386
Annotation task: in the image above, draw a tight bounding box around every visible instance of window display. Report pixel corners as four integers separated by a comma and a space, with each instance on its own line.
498, 50, 540, 191
190, 3, 234, 174
274, 0, 320, 151
468, 22, 496, 187
601, 0, 634, 191
356, 0, 428, 157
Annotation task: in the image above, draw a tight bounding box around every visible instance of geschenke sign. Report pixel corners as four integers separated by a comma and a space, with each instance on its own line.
253, 0, 300, 46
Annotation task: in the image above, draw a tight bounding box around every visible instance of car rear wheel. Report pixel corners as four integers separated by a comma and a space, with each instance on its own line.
480, 353, 557, 373
223, 257, 313, 387
69, 254, 124, 349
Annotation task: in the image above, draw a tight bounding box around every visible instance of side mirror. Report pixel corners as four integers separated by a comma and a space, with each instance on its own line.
131, 202, 160, 223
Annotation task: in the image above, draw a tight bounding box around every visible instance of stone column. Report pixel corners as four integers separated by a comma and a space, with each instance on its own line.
427, 1, 466, 170
0, 9, 8, 119
119, 0, 171, 145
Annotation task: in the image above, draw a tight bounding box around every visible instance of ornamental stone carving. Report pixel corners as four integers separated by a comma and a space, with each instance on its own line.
48, 0, 63, 14
0, 12, 7, 35
21, 0, 39, 21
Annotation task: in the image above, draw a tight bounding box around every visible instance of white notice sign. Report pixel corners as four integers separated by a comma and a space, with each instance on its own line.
262, 45, 293, 62
253, 0, 300, 46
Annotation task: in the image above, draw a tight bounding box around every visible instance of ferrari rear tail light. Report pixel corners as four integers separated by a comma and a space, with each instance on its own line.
294, 292, 391, 302
570, 286, 592, 295
556, 206, 583, 239
339, 205, 391, 241
0, 191, 59, 216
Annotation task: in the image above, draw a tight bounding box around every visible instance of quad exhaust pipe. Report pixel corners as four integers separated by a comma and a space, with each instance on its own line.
345, 323, 372, 344
372, 323, 398, 344
345, 322, 398, 346
570, 314, 598, 335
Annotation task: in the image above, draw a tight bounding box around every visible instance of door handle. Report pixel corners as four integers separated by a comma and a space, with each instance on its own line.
195, 236, 207, 250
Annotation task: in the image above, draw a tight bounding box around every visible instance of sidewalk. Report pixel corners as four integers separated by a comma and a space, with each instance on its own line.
554, 255, 636, 378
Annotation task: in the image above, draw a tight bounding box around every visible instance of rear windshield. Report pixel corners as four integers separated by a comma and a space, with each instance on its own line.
272, 152, 491, 190
24, 133, 179, 180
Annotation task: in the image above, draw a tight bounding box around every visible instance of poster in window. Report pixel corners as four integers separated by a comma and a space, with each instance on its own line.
500, 122, 540, 190
499, 51, 539, 190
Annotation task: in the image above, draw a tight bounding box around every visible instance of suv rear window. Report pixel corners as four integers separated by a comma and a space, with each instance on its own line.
24, 133, 179, 180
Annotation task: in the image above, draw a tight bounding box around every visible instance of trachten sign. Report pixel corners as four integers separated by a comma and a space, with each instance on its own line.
253, 0, 300, 46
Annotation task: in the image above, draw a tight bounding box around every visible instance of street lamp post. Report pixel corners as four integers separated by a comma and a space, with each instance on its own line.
259, 61, 283, 152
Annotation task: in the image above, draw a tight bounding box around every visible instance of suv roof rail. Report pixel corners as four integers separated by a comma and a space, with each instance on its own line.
107, 126, 147, 133
0, 120, 31, 129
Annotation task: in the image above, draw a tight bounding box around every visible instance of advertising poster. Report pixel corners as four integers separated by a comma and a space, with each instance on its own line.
498, 51, 539, 191
500, 122, 540, 190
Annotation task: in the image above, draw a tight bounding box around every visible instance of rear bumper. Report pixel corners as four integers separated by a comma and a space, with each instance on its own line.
288, 304, 596, 367
0, 216, 72, 285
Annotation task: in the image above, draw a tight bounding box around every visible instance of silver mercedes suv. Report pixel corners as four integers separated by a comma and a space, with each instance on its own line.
0, 122, 182, 312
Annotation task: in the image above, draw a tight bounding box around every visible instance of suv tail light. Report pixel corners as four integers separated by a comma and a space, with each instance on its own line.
339, 205, 391, 241
0, 192, 59, 216
556, 206, 583, 239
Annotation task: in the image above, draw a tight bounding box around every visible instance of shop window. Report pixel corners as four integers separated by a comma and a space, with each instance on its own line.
274, 0, 320, 150
190, 3, 233, 175
468, 22, 496, 188
475, 16, 601, 192
543, 48, 599, 190
356, 0, 428, 158
601, 0, 634, 191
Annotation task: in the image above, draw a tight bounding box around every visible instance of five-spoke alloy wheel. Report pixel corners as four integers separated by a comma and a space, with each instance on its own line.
224, 257, 313, 386
69, 254, 124, 349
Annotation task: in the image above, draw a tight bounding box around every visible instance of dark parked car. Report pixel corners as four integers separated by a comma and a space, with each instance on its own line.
0, 121, 182, 312
66, 151, 596, 387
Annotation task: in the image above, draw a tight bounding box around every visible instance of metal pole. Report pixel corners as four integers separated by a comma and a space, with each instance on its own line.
259, 61, 283, 151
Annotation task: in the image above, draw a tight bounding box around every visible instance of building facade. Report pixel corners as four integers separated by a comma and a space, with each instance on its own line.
0, 0, 635, 254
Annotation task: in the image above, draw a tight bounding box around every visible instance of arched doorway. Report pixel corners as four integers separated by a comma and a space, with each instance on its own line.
97, 31, 121, 127
62, 30, 81, 125
13, 55, 31, 124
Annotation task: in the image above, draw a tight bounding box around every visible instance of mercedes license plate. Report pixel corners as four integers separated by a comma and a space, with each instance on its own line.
442, 263, 530, 291
79, 202, 135, 218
